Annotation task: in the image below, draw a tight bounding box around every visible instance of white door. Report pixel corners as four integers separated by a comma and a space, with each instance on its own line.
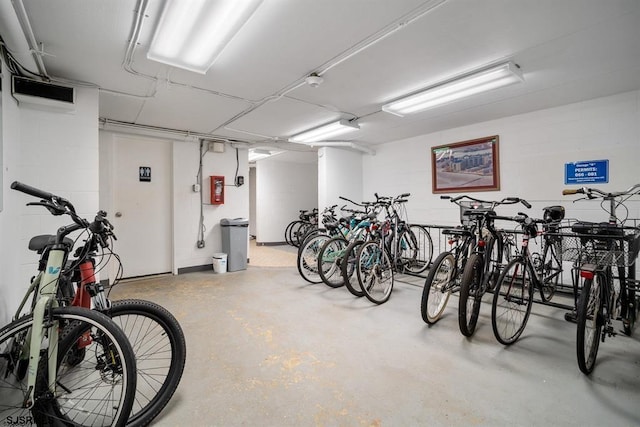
112, 136, 172, 278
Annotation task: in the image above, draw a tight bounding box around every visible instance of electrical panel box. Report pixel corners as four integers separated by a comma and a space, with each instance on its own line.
210, 176, 225, 204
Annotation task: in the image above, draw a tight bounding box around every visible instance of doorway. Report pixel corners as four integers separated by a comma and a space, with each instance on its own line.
111, 135, 172, 278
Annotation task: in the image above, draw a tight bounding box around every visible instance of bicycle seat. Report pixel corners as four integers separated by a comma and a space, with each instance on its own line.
29, 234, 75, 253
571, 221, 623, 237
443, 228, 472, 237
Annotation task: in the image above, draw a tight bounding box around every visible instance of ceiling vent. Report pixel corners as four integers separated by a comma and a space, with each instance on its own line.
11, 75, 76, 112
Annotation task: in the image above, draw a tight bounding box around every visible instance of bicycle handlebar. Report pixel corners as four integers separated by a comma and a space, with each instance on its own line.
442, 194, 531, 209
11, 181, 55, 201
562, 184, 640, 198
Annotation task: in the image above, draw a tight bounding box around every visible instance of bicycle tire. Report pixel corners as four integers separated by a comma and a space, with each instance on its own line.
288, 221, 304, 247
284, 221, 296, 245
317, 236, 348, 288
458, 253, 483, 337
342, 239, 366, 297
404, 225, 433, 274
0, 306, 137, 427
107, 299, 187, 427
576, 275, 603, 374
297, 234, 330, 283
491, 257, 534, 345
421, 251, 454, 325
357, 241, 394, 304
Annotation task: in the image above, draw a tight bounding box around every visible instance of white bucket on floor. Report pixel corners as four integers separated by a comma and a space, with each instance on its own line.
212, 253, 227, 274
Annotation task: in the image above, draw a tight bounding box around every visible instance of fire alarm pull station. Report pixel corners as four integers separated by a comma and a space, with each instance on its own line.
210, 176, 224, 205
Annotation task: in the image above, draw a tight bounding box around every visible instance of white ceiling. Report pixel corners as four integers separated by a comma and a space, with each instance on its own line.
3, 0, 640, 152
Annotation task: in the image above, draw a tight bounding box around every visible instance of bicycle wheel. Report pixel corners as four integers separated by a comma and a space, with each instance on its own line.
287, 221, 304, 247
458, 253, 483, 337
576, 275, 604, 375
421, 251, 454, 324
0, 306, 136, 427
108, 299, 187, 427
357, 241, 394, 304
318, 236, 348, 288
491, 257, 534, 345
297, 234, 330, 283
404, 225, 433, 274
342, 239, 366, 297
284, 221, 296, 245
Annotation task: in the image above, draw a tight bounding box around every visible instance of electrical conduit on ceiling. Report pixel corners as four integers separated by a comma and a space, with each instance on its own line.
120, 0, 448, 146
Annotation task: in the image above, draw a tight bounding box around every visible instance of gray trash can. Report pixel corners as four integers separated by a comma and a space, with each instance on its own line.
220, 218, 249, 272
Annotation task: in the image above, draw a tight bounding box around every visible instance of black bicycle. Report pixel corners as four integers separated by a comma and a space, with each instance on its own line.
490, 207, 565, 345
562, 184, 640, 374
452, 195, 531, 337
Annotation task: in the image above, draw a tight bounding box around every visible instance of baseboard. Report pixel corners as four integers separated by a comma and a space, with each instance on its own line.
178, 264, 213, 274
256, 241, 288, 246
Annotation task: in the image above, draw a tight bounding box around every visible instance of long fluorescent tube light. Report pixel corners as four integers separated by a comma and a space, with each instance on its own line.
289, 119, 360, 143
248, 149, 271, 162
147, 0, 263, 74
382, 61, 524, 116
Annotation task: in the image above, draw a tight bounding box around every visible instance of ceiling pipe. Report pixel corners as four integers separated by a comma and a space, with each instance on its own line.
99, 118, 245, 144
0, 0, 45, 76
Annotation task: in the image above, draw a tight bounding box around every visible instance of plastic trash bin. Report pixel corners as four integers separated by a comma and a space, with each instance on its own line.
221, 218, 249, 272
212, 253, 227, 274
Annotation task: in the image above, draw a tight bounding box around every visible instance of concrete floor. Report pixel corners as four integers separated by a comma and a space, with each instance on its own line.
110, 255, 640, 426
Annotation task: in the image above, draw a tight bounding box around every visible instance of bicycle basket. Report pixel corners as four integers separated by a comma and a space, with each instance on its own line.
561, 223, 634, 267
459, 201, 492, 226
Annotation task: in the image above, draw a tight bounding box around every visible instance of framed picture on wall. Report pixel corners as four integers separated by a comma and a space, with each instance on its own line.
431, 135, 500, 193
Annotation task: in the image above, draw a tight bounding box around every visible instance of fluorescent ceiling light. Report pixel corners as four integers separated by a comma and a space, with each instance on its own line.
147, 0, 263, 74
382, 61, 524, 116
248, 148, 271, 162
289, 119, 360, 143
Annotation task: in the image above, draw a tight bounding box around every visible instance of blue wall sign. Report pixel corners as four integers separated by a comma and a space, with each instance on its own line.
564, 160, 608, 185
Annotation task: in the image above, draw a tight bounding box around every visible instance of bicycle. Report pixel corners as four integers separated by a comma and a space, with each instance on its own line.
315, 197, 384, 289
285, 209, 318, 247
355, 193, 430, 304
296, 208, 349, 284
490, 207, 566, 345
421, 196, 505, 325
51, 210, 187, 426
443, 195, 531, 337
421, 221, 476, 324
562, 184, 640, 374
1, 181, 137, 426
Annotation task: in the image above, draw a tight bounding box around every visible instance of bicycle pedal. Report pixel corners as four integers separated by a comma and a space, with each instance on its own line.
564, 311, 577, 323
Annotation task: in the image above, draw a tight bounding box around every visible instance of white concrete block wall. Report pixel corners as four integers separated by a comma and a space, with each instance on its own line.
99, 133, 250, 274
256, 154, 317, 243
173, 142, 250, 270
0, 76, 99, 321
318, 147, 363, 214
363, 90, 640, 226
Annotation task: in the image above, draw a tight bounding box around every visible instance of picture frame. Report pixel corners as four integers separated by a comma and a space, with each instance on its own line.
431, 135, 500, 193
